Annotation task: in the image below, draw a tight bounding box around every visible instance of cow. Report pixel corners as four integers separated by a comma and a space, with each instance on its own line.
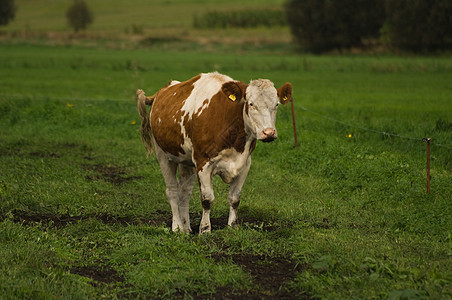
137, 72, 292, 234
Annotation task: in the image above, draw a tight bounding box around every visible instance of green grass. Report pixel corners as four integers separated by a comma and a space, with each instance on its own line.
5, 0, 285, 32
2, 0, 292, 54
0, 43, 451, 299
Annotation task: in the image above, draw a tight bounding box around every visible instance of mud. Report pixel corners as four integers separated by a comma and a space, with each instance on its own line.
83, 163, 143, 185
29, 151, 61, 158
192, 214, 280, 234
6, 209, 171, 228
6, 209, 283, 233
195, 253, 311, 300
70, 265, 124, 286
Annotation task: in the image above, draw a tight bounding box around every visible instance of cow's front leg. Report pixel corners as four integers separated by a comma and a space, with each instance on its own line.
197, 167, 215, 234
227, 157, 251, 228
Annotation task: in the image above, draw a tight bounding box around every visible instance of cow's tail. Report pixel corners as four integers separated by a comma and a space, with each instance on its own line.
136, 89, 154, 156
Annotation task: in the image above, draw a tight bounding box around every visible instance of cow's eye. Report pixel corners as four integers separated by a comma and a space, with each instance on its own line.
275, 103, 279, 108
249, 103, 255, 109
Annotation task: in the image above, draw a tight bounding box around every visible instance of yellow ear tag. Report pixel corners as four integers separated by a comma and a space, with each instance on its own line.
283, 96, 288, 102
229, 94, 236, 101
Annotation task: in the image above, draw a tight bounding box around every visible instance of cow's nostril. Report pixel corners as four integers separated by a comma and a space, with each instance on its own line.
262, 128, 276, 137
261, 128, 277, 142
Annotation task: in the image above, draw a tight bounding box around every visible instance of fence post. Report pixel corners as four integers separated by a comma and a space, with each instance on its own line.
423, 138, 431, 193
290, 97, 298, 148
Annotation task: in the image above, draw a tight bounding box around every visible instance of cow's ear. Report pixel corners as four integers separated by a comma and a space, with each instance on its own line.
222, 81, 247, 102
277, 82, 293, 105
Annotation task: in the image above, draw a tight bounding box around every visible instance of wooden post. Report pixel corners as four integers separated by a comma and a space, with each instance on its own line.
290, 97, 298, 148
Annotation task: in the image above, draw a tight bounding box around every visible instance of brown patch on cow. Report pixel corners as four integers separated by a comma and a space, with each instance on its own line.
150, 75, 201, 156
249, 139, 257, 153
277, 82, 293, 105
221, 81, 246, 102
183, 86, 248, 172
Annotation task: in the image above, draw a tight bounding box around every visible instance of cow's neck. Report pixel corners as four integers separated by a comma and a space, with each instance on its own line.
241, 107, 258, 155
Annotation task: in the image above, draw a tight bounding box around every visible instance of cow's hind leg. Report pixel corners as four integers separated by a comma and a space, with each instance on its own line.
228, 157, 251, 228
178, 165, 196, 233
197, 166, 215, 234
154, 144, 184, 232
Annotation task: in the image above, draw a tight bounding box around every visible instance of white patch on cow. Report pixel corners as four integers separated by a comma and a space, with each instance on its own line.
169, 80, 180, 86
180, 72, 233, 120
179, 124, 194, 159
244, 79, 279, 140
208, 139, 254, 184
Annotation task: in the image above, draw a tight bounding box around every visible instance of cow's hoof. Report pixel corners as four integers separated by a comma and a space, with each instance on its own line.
228, 223, 240, 229
199, 226, 211, 234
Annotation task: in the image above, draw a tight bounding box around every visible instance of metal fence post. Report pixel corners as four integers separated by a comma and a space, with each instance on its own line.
290, 97, 298, 148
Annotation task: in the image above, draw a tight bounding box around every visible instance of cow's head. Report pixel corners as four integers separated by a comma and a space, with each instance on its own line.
222, 79, 292, 142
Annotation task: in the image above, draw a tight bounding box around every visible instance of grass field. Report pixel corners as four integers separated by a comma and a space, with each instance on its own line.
5, 0, 286, 32
1, 1, 452, 298
1, 0, 290, 53
1, 43, 451, 299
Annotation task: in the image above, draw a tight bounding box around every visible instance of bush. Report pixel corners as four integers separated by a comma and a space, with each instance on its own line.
0, 0, 17, 26
384, 0, 452, 52
193, 9, 286, 29
285, 0, 385, 53
66, 0, 93, 33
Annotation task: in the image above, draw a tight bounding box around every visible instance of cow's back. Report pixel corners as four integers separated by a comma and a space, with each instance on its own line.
150, 73, 236, 162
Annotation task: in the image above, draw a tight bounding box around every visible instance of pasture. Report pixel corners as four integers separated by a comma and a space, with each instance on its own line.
0, 42, 451, 299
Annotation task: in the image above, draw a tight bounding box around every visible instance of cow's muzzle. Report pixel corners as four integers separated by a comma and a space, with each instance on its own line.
261, 128, 277, 143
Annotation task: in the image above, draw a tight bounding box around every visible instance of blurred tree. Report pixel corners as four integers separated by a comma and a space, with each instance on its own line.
66, 0, 93, 32
285, 0, 385, 52
385, 0, 452, 52
0, 0, 17, 26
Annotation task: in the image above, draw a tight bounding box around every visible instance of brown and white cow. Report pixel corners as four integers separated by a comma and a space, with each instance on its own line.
137, 72, 292, 233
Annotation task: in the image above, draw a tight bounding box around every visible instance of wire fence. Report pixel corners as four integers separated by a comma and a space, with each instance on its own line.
298, 105, 452, 150
294, 104, 451, 194
3, 94, 451, 150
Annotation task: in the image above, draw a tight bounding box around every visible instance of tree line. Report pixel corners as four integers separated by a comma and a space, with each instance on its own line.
285, 0, 452, 53
0, 0, 92, 33
1, 0, 451, 53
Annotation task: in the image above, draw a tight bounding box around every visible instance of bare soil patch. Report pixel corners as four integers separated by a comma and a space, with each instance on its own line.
196, 253, 311, 300
190, 214, 280, 234
6, 210, 279, 233
29, 151, 61, 158
83, 163, 143, 185
70, 265, 124, 286
6, 209, 171, 228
